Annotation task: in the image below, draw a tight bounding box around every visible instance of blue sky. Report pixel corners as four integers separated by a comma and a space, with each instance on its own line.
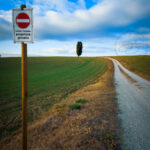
0, 0, 150, 57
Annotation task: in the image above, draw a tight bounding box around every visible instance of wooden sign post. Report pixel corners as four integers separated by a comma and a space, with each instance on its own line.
21, 40, 27, 150
21, 5, 27, 150
12, 4, 33, 150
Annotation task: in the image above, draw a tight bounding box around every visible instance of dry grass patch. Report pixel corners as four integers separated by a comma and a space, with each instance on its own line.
113, 56, 150, 81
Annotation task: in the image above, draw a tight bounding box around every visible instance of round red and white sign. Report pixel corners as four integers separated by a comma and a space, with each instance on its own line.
16, 13, 30, 29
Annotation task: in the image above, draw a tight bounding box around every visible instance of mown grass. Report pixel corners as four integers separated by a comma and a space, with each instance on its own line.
0, 57, 107, 139
113, 55, 150, 80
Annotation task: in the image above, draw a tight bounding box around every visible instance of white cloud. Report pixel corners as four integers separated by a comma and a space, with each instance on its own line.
42, 45, 75, 54
32, 0, 150, 39
32, 0, 86, 15
118, 33, 150, 43
0, 10, 12, 22
1, 0, 150, 39
115, 33, 150, 52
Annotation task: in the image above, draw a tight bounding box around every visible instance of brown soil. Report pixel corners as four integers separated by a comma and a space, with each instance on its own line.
0, 59, 120, 150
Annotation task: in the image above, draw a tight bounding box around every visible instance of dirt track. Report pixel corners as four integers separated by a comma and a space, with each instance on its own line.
0, 59, 120, 150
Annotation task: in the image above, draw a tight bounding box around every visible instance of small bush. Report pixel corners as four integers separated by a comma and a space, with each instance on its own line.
69, 104, 81, 110
76, 99, 87, 104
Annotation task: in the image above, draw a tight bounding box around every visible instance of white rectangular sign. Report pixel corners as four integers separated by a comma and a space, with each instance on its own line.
12, 8, 33, 43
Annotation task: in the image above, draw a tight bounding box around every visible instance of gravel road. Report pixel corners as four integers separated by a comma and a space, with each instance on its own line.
111, 58, 150, 150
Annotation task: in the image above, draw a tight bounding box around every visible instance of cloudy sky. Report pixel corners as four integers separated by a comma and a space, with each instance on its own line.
0, 0, 150, 57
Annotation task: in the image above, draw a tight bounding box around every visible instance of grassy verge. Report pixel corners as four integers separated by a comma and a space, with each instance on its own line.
0, 57, 107, 139
112, 55, 150, 81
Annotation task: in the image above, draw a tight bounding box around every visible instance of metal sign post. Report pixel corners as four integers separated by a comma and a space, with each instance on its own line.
12, 4, 33, 150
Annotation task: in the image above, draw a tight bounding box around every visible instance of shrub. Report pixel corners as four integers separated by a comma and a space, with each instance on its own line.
76, 99, 87, 104
69, 104, 81, 110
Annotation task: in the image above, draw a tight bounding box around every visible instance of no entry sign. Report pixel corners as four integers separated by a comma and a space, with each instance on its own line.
12, 8, 33, 43
16, 13, 30, 29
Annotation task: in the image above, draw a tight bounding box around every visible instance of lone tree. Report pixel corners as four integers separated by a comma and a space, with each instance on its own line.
76, 41, 83, 57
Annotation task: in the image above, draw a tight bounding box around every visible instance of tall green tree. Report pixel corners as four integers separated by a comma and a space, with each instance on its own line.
76, 41, 83, 57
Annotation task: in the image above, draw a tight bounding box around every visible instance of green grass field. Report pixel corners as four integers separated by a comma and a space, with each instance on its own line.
0, 57, 107, 139
113, 56, 150, 80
